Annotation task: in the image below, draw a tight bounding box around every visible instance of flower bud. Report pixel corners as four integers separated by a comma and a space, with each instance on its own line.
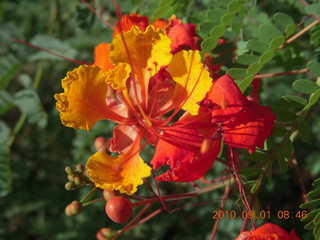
67, 174, 75, 182
69, 201, 82, 215
65, 182, 74, 191
94, 137, 108, 152
76, 163, 84, 172
103, 189, 116, 201
105, 196, 132, 224
65, 166, 72, 174
96, 228, 116, 240
74, 176, 81, 185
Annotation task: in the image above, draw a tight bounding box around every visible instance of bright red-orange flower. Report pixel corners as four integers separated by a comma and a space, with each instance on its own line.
235, 223, 300, 240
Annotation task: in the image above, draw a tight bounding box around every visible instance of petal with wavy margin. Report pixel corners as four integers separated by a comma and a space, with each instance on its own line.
86, 134, 151, 195
109, 25, 172, 105
54, 65, 125, 130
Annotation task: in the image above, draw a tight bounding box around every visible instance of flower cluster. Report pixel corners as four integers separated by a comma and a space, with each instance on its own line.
54, 13, 275, 195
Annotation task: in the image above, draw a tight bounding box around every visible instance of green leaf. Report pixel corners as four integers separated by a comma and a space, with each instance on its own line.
199, 21, 218, 35
280, 95, 308, 109
0, 91, 14, 116
271, 106, 296, 122
247, 62, 263, 75
277, 136, 293, 173
308, 189, 320, 199
272, 125, 288, 137
210, 25, 226, 38
308, 61, 320, 76
244, 150, 268, 162
259, 25, 283, 41
236, 54, 259, 66
18, 74, 32, 88
309, 89, 320, 107
221, 12, 234, 25
217, 0, 232, 8
227, 68, 248, 79
298, 119, 310, 142
241, 168, 261, 177
305, 3, 320, 15
238, 75, 255, 93
269, 36, 286, 50
302, 209, 320, 222
207, 9, 226, 22
213, 42, 234, 54
293, 79, 320, 94
227, 1, 242, 13
259, 49, 275, 64
247, 39, 269, 53
285, 24, 296, 35
300, 199, 320, 209
274, 12, 295, 25
0, 121, 12, 197
201, 38, 219, 52
313, 178, 320, 188
14, 89, 48, 128
305, 221, 315, 230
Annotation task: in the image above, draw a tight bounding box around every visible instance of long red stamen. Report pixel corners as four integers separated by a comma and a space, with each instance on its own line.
80, 0, 114, 29
12, 39, 93, 65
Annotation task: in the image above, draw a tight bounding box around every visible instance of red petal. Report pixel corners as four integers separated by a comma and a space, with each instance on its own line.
113, 14, 149, 36
167, 23, 199, 54
151, 119, 221, 182
206, 75, 275, 153
207, 75, 249, 122
249, 223, 301, 240
222, 101, 275, 153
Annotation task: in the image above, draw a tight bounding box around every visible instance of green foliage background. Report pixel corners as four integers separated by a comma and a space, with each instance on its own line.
0, 0, 320, 239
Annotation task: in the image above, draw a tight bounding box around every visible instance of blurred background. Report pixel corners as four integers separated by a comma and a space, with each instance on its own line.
1, 0, 319, 239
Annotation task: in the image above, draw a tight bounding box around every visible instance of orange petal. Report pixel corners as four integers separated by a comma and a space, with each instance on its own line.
109, 25, 172, 105
94, 43, 114, 72
86, 134, 151, 195
166, 50, 212, 115
105, 63, 131, 90
54, 65, 126, 130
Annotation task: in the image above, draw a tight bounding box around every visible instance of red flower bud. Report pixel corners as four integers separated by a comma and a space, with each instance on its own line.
105, 196, 132, 224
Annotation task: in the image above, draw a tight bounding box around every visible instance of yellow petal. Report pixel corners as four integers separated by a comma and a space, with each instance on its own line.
86, 133, 151, 195
54, 65, 125, 130
109, 25, 172, 104
167, 50, 212, 115
105, 63, 131, 90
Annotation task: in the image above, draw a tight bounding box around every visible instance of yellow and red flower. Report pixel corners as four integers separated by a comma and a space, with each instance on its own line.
235, 223, 300, 240
55, 14, 275, 194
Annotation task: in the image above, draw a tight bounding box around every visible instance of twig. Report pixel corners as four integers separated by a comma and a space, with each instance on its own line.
255, 68, 309, 79
210, 186, 230, 240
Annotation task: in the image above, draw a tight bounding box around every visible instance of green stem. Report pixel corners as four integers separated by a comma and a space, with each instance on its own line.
80, 188, 98, 203
82, 197, 104, 207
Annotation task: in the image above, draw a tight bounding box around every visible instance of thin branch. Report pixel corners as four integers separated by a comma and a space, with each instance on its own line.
279, 20, 318, 49
255, 68, 309, 79
210, 186, 230, 240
